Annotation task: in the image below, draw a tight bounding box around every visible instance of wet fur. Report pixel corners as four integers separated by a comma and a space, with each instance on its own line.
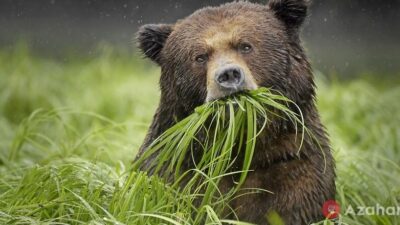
135, 1, 335, 224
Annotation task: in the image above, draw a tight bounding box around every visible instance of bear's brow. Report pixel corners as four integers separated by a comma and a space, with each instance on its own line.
203, 23, 242, 50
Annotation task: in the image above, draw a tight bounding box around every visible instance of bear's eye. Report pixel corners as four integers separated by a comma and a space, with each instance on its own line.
238, 43, 252, 54
195, 54, 208, 64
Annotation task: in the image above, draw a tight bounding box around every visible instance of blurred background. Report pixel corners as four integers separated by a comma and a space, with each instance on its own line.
1, 0, 399, 76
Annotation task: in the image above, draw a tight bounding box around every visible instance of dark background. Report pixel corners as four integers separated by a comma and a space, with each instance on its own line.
1, 0, 399, 76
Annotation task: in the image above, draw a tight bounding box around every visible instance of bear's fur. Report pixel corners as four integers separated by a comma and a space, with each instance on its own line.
135, 1, 336, 224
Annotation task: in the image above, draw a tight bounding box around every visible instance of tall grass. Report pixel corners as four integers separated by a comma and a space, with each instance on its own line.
0, 45, 399, 224
317, 80, 400, 225
1, 86, 303, 224
0, 158, 183, 224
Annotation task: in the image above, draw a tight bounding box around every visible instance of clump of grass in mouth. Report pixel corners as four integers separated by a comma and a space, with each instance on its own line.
134, 87, 308, 223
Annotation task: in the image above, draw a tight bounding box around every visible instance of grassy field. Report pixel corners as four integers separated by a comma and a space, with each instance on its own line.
0, 44, 399, 225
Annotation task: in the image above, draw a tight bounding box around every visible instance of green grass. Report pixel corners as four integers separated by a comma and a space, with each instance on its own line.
133, 87, 307, 224
0, 44, 399, 224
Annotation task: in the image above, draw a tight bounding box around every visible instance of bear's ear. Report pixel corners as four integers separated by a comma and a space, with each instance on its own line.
268, 0, 309, 29
136, 24, 173, 64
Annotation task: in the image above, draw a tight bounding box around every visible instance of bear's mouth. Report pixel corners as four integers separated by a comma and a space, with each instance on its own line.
206, 89, 250, 103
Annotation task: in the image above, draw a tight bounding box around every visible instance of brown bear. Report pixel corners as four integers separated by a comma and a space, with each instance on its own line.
135, 1, 336, 224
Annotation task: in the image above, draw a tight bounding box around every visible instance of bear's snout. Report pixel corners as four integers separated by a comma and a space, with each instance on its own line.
206, 62, 258, 102
215, 66, 245, 90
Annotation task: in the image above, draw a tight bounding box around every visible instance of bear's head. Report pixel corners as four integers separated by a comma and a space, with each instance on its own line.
137, 0, 314, 118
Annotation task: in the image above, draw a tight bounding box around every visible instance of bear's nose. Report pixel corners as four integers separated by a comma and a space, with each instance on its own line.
215, 66, 245, 89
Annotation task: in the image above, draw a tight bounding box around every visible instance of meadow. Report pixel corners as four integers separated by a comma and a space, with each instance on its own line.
0, 43, 399, 225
